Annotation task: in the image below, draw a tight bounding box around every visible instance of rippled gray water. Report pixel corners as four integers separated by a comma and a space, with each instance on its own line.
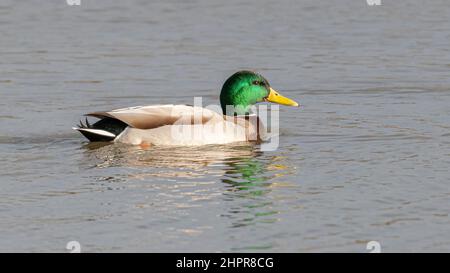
1, 0, 450, 252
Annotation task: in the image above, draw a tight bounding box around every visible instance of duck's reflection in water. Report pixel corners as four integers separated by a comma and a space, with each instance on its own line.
81, 142, 293, 233
81, 142, 264, 177
220, 156, 291, 230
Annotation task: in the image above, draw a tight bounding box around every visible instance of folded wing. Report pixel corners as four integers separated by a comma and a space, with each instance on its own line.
86, 104, 221, 130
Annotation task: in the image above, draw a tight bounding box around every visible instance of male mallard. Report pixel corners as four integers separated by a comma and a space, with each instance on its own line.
74, 71, 299, 146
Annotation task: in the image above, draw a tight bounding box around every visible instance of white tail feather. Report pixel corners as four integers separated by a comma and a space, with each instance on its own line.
72, 127, 116, 138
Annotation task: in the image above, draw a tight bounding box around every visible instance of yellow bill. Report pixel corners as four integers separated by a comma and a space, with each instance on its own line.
265, 87, 299, 107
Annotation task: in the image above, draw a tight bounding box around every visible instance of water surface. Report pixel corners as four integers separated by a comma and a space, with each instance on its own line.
1, 0, 450, 252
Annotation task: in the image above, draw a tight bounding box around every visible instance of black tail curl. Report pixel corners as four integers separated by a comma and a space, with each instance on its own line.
78, 118, 92, 129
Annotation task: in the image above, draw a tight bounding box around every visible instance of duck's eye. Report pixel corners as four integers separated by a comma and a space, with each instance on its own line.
253, 80, 266, 86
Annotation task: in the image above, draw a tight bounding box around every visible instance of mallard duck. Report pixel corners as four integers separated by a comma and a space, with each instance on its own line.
74, 71, 299, 146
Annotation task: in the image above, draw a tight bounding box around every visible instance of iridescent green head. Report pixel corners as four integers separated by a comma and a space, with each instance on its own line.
220, 71, 298, 116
